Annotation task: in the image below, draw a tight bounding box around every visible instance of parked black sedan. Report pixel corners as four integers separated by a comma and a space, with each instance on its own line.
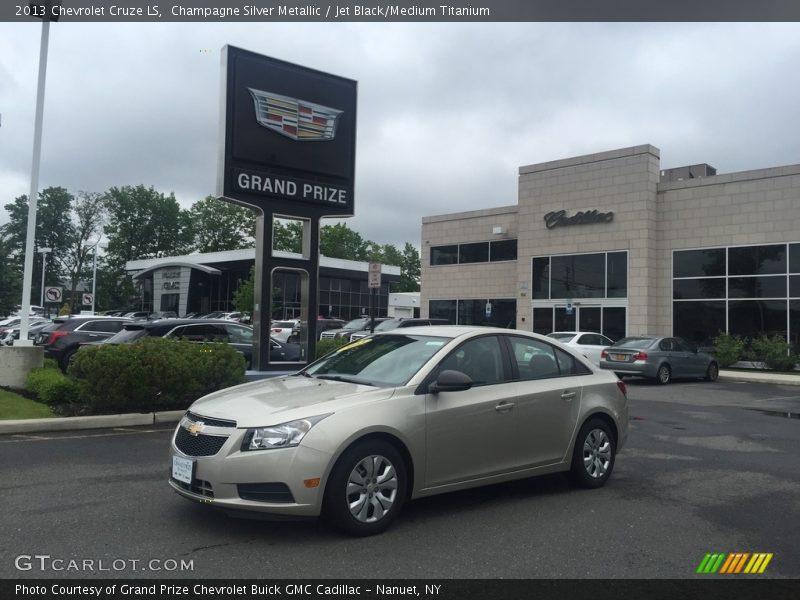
93, 319, 300, 367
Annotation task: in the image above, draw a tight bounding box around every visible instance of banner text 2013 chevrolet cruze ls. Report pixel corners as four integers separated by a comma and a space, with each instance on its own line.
169, 326, 628, 536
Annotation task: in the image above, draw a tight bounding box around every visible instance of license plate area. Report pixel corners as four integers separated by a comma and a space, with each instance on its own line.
611, 353, 628, 361
172, 455, 194, 484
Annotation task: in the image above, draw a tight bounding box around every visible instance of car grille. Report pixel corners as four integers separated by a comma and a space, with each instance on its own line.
237, 483, 294, 504
173, 478, 214, 498
186, 411, 236, 428
174, 428, 228, 457
320, 331, 337, 340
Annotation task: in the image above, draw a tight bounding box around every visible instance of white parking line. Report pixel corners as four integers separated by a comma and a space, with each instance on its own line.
0, 428, 172, 443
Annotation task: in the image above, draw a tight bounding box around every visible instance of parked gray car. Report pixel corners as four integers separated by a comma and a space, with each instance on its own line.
599, 335, 718, 384
169, 326, 628, 536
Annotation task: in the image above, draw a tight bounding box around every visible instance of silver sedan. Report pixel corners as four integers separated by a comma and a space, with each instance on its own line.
169, 326, 628, 536
599, 335, 719, 384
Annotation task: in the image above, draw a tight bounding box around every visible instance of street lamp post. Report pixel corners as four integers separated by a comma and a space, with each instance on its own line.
16, 3, 57, 346
38, 247, 52, 308
84, 242, 101, 314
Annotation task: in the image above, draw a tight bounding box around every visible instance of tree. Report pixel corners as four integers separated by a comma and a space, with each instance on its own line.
103, 185, 193, 271
398, 242, 421, 292
272, 219, 303, 253
1, 187, 74, 304
62, 191, 105, 312
189, 196, 256, 253
0, 235, 19, 316
232, 266, 255, 314
319, 222, 369, 261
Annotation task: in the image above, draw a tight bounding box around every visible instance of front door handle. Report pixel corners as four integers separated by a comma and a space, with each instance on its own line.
561, 391, 576, 401
495, 402, 515, 412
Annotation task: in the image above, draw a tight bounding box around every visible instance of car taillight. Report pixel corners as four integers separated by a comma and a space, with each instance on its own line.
633, 351, 648, 361
616, 379, 627, 397
600, 349, 608, 359
46, 330, 68, 345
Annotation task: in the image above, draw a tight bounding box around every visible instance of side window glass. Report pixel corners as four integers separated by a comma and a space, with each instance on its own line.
226, 325, 253, 344
659, 339, 673, 351
554, 347, 591, 376
438, 336, 504, 386
507, 336, 559, 380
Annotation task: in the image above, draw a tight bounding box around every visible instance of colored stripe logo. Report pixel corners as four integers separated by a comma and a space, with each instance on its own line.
697, 553, 773, 574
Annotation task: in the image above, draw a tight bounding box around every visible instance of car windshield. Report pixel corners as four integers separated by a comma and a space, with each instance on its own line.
547, 333, 575, 341
374, 319, 402, 332
612, 337, 656, 349
342, 318, 369, 330
302, 334, 449, 387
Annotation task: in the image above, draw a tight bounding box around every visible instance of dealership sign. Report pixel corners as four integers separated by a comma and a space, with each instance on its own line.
544, 209, 614, 229
217, 46, 357, 217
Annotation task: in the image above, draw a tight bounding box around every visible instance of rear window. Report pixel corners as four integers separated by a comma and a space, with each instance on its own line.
612, 337, 655, 349
273, 321, 295, 328
105, 328, 148, 344
547, 333, 575, 341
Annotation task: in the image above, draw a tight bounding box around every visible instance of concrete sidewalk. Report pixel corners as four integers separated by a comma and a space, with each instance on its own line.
2, 369, 799, 435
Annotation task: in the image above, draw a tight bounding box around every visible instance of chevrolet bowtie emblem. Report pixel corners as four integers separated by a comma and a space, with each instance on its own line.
187, 421, 205, 436
248, 88, 343, 141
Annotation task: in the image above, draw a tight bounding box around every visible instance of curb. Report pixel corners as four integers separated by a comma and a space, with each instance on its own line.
0, 410, 185, 435
719, 370, 800, 386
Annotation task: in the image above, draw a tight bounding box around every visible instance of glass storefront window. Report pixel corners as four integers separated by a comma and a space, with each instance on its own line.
790, 244, 800, 274
550, 253, 605, 299
729, 244, 786, 275
532, 257, 550, 300
673, 279, 726, 299
533, 307, 553, 335
431, 245, 458, 266
606, 252, 628, 298
459, 242, 489, 264
673, 248, 725, 278
429, 300, 457, 324
490, 239, 517, 262
728, 276, 787, 299
728, 300, 787, 339
673, 301, 726, 346
602, 307, 626, 342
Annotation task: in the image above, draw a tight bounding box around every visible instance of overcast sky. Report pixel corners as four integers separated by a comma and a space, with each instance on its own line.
1, 22, 799, 250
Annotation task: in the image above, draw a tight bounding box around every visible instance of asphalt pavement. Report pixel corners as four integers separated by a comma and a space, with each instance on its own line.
1, 379, 798, 579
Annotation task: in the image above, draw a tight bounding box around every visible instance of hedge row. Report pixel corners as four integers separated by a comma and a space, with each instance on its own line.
712, 332, 797, 371
25, 338, 246, 415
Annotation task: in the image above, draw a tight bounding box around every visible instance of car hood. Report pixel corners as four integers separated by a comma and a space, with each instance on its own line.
188, 375, 396, 427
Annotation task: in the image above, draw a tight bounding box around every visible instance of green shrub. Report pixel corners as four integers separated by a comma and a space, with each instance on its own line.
751, 335, 797, 371
42, 358, 59, 370
68, 337, 246, 414
711, 332, 745, 368
315, 337, 350, 359
25, 367, 83, 406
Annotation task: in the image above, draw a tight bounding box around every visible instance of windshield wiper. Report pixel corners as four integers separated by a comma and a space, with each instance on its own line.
314, 374, 376, 386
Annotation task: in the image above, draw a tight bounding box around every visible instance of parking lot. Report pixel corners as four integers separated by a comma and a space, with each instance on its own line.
2, 379, 798, 579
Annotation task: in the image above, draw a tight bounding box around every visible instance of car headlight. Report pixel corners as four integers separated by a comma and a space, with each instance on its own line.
241, 414, 331, 451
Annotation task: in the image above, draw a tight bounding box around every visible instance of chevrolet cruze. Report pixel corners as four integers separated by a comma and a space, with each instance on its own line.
169, 326, 628, 536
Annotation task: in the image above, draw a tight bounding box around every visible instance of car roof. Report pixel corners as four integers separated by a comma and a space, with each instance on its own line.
375, 325, 542, 340
126, 319, 250, 330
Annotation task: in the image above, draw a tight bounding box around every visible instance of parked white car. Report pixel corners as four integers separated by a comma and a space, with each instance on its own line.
270, 319, 299, 342
547, 331, 615, 366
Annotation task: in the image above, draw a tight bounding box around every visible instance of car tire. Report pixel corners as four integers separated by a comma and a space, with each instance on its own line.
60, 348, 78, 372
323, 440, 407, 537
656, 363, 671, 385
705, 361, 719, 382
570, 418, 616, 489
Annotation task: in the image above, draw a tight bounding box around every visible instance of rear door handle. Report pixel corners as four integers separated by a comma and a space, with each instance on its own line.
561, 391, 576, 401
495, 402, 515, 412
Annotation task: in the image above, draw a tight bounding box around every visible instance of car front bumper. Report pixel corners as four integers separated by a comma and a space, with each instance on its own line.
169, 425, 334, 517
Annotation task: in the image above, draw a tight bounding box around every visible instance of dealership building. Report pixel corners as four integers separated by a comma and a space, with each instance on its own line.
421, 144, 800, 347
126, 249, 400, 320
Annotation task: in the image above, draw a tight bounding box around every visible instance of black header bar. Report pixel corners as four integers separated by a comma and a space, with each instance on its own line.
5, 0, 800, 22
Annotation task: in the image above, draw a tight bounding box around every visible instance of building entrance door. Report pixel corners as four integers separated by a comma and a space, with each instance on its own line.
554, 304, 602, 333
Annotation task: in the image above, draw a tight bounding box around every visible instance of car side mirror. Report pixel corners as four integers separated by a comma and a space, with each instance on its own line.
429, 370, 473, 394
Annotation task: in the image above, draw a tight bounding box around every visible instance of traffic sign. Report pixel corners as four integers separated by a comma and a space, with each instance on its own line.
44, 286, 62, 303
82, 293, 94, 306
368, 262, 382, 289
